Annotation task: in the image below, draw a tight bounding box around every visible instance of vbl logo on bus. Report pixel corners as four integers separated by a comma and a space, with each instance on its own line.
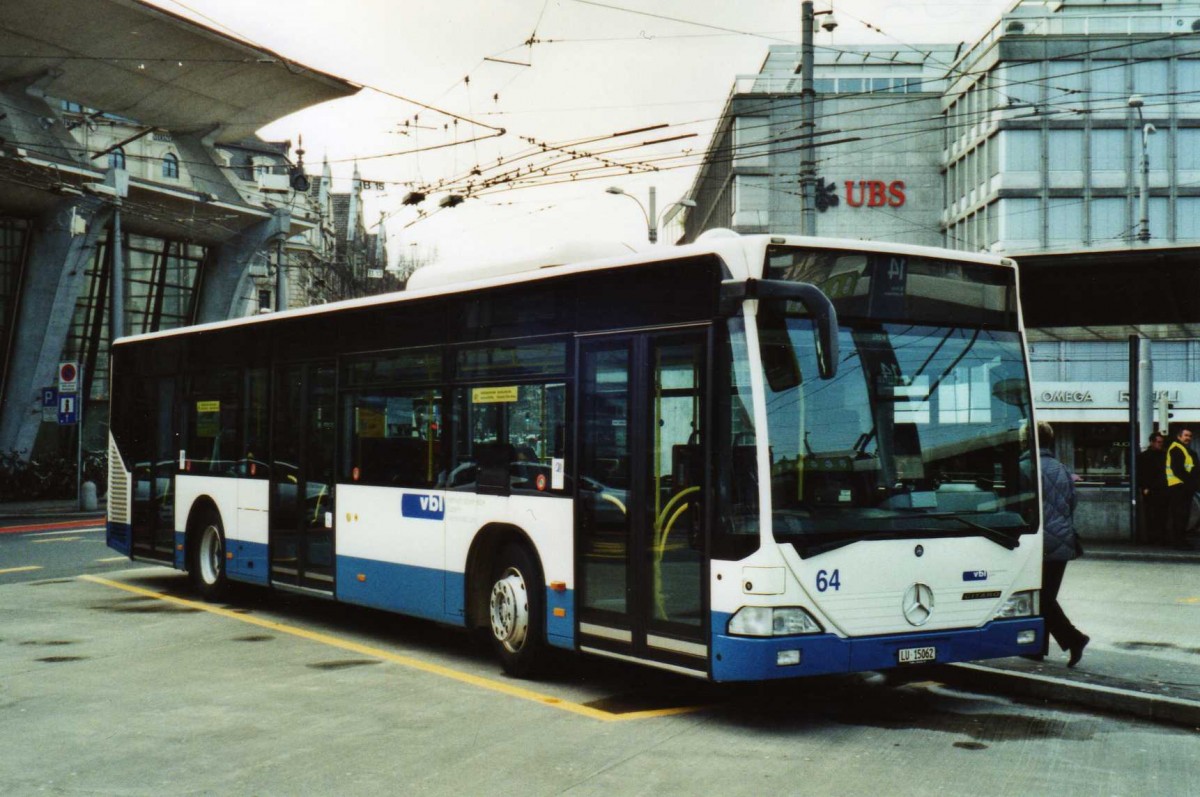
402, 493, 445, 520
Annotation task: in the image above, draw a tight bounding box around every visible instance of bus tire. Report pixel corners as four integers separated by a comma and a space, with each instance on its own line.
188, 508, 229, 602
488, 543, 545, 678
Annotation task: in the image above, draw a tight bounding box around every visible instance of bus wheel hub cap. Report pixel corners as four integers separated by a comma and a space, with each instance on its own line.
490, 570, 528, 652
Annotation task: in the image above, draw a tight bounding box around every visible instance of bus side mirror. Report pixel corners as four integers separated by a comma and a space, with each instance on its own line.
721, 279, 840, 383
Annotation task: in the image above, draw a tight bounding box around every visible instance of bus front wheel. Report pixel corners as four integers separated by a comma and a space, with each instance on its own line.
188, 509, 229, 602
488, 543, 545, 677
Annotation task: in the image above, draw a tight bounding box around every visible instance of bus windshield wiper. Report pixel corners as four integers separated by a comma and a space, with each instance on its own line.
890, 510, 1021, 550
794, 514, 1022, 558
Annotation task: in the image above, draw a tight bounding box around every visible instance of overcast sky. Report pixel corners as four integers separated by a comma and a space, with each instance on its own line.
144, 0, 1017, 268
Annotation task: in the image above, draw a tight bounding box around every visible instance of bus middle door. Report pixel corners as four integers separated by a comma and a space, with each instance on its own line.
270, 362, 337, 593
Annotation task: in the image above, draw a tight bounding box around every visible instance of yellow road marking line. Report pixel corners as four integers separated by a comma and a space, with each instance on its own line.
29, 527, 105, 537
32, 536, 82, 544
79, 575, 703, 722
95, 556, 131, 563
1178, 597, 1199, 604
0, 565, 43, 575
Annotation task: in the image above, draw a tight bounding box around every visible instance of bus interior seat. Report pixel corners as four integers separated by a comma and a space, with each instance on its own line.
475, 442, 516, 494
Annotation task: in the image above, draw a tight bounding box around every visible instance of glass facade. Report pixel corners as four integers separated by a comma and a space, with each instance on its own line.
0, 220, 28, 391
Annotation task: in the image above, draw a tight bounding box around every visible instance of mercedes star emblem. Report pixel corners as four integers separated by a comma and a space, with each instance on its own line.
902, 582, 935, 626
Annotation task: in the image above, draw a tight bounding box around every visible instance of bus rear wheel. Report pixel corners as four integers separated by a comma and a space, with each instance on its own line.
488, 543, 545, 677
188, 510, 229, 602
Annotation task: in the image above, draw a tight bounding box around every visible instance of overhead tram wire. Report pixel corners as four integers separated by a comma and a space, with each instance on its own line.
134, 6, 1200, 215
568, 0, 796, 44
437, 84, 1192, 201
397, 82, 1192, 205
151, 0, 692, 198
404, 124, 685, 198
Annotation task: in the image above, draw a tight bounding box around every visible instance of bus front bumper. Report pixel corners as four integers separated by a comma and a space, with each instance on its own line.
709, 616, 1044, 682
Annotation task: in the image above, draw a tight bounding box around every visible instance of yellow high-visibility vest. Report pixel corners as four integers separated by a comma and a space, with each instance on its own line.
1166, 440, 1194, 487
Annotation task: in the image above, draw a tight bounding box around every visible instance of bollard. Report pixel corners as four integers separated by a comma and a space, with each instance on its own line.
81, 480, 98, 511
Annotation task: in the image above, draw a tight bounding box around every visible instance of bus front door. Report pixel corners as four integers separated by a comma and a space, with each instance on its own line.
577, 331, 709, 672
270, 362, 337, 593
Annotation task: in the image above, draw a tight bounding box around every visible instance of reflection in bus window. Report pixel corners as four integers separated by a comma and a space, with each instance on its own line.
342, 389, 443, 488
451, 383, 566, 493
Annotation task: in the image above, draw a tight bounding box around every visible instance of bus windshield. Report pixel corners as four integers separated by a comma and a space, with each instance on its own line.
757, 247, 1037, 556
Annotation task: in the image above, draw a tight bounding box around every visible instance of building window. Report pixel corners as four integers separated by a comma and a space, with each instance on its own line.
161, 152, 179, 180
1133, 60, 1168, 98
1091, 198, 1127, 243
1048, 199, 1083, 245
732, 175, 770, 228
837, 78, 864, 94
1048, 131, 1083, 172
1045, 61, 1084, 110
999, 198, 1040, 243
107, 148, 126, 171
1090, 129, 1125, 172
1179, 60, 1200, 115
1001, 130, 1040, 171
1000, 61, 1039, 105
1178, 197, 1200, 240
734, 117, 770, 168
1179, 130, 1200, 171
1091, 61, 1127, 105
1073, 424, 1129, 484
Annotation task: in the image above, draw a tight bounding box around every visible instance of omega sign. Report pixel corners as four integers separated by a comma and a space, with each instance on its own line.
1039, 390, 1094, 404
815, 178, 906, 211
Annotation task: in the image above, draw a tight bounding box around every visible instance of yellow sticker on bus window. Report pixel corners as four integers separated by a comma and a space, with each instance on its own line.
356, 407, 385, 438
472, 386, 519, 404
196, 400, 220, 413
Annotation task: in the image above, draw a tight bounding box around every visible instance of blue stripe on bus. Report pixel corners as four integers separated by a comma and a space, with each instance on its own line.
174, 531, 186, 570
228, 540, 270, 585
546, 588, 574, 650
334, 556, 575, 649
336, 556, 459, 624
708, 614, 1043, 682
106, 521, 132, 555
160, 532, 576, 648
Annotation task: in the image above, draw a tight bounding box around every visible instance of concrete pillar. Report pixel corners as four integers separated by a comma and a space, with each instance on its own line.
0, 197, 112, 459
194, 208, 290, 324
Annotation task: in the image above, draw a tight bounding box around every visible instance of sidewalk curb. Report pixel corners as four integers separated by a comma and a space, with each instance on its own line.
938, 662, 1200, 730
1083, 550, 1200, 564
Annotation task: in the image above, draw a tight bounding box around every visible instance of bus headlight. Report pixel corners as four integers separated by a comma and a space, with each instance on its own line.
994, 590, 1040, 619
728, 606, 824, 637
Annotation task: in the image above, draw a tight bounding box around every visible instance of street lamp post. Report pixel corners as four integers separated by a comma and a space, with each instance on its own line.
800, 2, 838, 237
1128, 94, 1157, 244
605, 186, 696, 243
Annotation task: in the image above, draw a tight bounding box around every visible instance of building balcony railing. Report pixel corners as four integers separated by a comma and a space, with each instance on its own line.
952, 10, 1200, 76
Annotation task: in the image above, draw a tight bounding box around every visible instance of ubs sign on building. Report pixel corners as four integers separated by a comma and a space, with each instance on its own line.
681, 43, 955, 248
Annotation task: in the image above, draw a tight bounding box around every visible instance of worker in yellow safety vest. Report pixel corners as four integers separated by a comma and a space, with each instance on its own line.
1165, 428, 1196, 549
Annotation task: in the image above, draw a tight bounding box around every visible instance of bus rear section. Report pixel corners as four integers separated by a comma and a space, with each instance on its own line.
707, 241, 1043, 681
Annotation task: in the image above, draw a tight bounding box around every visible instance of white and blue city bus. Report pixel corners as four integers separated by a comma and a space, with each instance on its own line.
106, 232, 1044, 681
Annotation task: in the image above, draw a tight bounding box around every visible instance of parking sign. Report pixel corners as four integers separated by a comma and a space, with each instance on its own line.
59, 361, 79, 393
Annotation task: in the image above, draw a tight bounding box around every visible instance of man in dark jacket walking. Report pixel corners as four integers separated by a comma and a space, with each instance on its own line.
1038, 421, 1089, 667
1137, 432, 1168, 544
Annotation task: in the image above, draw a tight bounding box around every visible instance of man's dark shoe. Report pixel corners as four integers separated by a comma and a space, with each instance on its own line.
1067, 635, 1090, 668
